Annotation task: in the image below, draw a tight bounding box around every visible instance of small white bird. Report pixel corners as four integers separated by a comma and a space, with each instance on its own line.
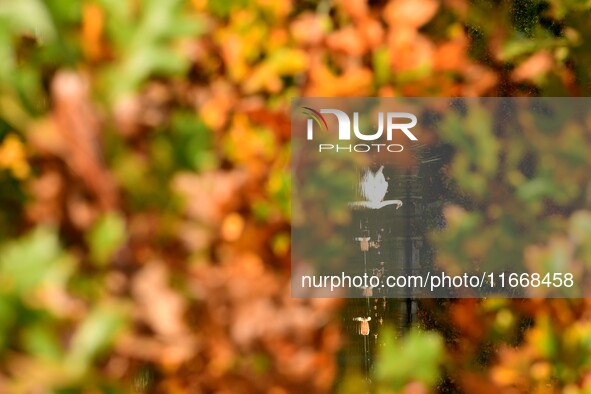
361, 165, 388, 204
349, 165, 402, 209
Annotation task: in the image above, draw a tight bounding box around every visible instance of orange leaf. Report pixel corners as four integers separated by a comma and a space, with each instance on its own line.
384, 0, 439, 29
82, 3, 104, 61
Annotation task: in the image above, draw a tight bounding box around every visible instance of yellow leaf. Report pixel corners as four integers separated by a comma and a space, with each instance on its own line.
0, 134, 30, 179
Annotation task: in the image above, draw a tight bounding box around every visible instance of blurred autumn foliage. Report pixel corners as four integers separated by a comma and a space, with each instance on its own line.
1, 0, 591, 393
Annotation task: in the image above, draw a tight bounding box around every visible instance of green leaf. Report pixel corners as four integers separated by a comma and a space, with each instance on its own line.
0, 296, 16, 350
66, 302, 127, 374
22, 323, 63, 361
99, 0, 203, 98
516, 177, 555, 203
171, 112, 217, 171
0, 227, 74, 293
375, 327, 444, 390
0, 0, 56, 41
87, 212, 127, 266
500, 38, 569, 61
